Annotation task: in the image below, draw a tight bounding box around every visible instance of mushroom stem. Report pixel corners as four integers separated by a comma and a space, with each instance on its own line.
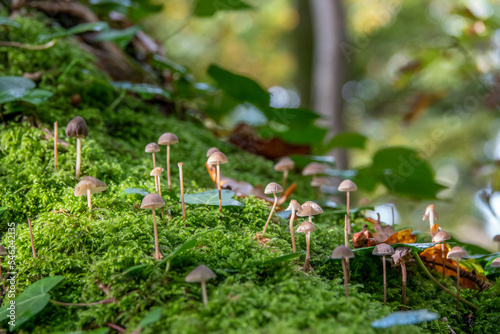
344, 215, 349, 247
289, 211, 296, 253
346, 191, 351, 234
152, 208, 160, 260
87, 187, 92, 210
157, 176, 162, 196
76, 137, 81, 178
382, 254, 387, 305
54, 121, 58, 170
263, 193, 278, 234
167, 144, 171, 191
216, 163, 222, 213
342, 258, 349, 299
305, 231, 311, 268
154, 174, 158, 192
401, 260, 407, 306
441, 244, 446, 280
282, 169, 288, 189
28, 218, 36, 258
428, 211, 434, 231
178, 163, 186, 223
456, 258, 460, 311
152, 152, 156, 168
201, 280, 208, 307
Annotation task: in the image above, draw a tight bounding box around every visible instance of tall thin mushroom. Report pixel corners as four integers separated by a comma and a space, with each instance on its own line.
74, 176, 107, 210
433, 230, 451, 279
145, 143, 160, 168
446, 246, 469, 311
262, 182, 284, 234
392, 247, 412, 307
158, 133, 179, 191
373, 243, 395, 305
338, 179, 357, 235
331, 246, 355, 298
65, 116, 88, 178
185, 265, 216, 307
423, 204, 439, 232
150, 167, 164, 196
141, 193, 165, 260
207, 152, 228, 213
178, 162, 186, 223
286, 200, 302, 253
274, 157, 294, 189
297, 221, 316, 272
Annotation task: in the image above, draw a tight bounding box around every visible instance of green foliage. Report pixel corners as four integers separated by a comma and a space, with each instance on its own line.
183, 189, 243, 206
194, 0, 253, 17
39, 22, 109, 42
93, 26, 141, 49
111, 81, 172, 100
0, 76, 52, 105
324, 132, 368, 150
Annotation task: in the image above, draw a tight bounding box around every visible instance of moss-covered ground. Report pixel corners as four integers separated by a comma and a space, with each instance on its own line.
0, 13, 499, 334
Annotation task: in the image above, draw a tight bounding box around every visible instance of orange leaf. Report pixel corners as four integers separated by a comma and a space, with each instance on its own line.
384, 229, 417, 244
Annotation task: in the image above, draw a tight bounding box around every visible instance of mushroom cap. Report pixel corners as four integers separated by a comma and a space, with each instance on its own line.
207, 151, 228, 165
491, 257, 500, 268
296, 221, 316, 233
158, 132, 179, 145
331, 245, 355, 259
74, 176, 107, 196
264, 182, 283, 194
302, 162, 327, 176
432, 230, 451, 243
338, 179, 357, 192
274, 157, 294, 172
140, 193, 165, 209
297, 201, 323, 217
0, 245, 7, 256
185, 265, 216, 283
65, 116, 88, 138
145, 143, 160, 153
150, 167, 164, 176
493, 234, 500, 242
311, 177, 331, 187
446, 246, 469, 259
286, 199, 302, 212
422, 204, 439, 221
373, 243, 395, 256
206, 147, 220, 158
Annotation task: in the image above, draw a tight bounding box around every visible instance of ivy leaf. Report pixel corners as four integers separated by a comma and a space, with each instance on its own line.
371, 309, 439, 328
112, 81, 171, 100
39, 22, 109, 42
183, 189, 243, 207
119, 188, 149, 197
0, 76, 52, 105
194, 0, 252, 17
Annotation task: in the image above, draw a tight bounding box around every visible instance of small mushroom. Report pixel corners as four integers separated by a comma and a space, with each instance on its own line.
446, 246, 469, 311
286, 200, 302, 253
145, 143, 160, 168
262, 182, 284, 234
185, 265, 216, 307
141, 193, 165, 260
494, 235, 500, 251
302, 162, 327, 177
74, 176, 107, 210
274, 157, 294, 189
158, 133, 179, 191
206, 147, 220, 157
207, 152, 229, 213
331, 246, 355, 298
296, 201, 323, 222
178, 162, 186, 223
392, 247, 412, 307
297, 221, 316, 272
65, 116, 88, 178
491, 257, 500, 268
373, 243, 395, 305
423, 205, 439, 232
150, 167, 164, 196
433, 230, 451, 279
338, 179, 357, 235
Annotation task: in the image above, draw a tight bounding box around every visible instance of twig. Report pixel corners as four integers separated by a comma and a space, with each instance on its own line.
0, 39, 57, 50
50, 298, 113, 307
105, 323, 126, 333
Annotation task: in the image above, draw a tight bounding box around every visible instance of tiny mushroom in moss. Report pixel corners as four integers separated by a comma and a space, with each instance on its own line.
373, 243, 395, 305
65, 116, 88, 178
145, 142, 160, 168
185, 265, 216, 307
338, 179, 357, 235
141, 193, 165, 260
207, 151, 228, 214
302, 162, 327, 177
286, 199, 302, 253
206, 147, 220, 157
297, 221, 316, 272
150, 167, 164, 196
158, 132, 178, 191
423, 204, 439, 232
178, 162, 186, 223
274, 157, 294, 189
446, 246, 469, 311
493, 235, 500, 251
74, 176, 107, 210
331, 245, 355, 298
433, 230, 451, 279
262, 182, 284, 235
296, 201, 323, 223
392, 247, 412, 307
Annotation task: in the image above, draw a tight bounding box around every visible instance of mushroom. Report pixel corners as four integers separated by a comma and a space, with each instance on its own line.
494, 235, 500, 251
331, 245, 355, 298
178, 162, 186, 223
145, 142, 160, 168
302, 162, 327, 177
27, 218, 36, 258
491, 257, 500, 268
150, 167, 164, 196
297, 221, 316, 272
261, 182, 284, 234
423, 204, 439, 232
311, 176, 331, 199
338, 179, 357, 235
274, 157, 294, 189
158, 133, 179, 191
391, 247, 412, 307
207, 152, 229, 213
185, 265, 216, 307
65, 116, 88, 178
206, 147, 220, 157
433, 230, 451, 279
286, 200, 302, 253
296, 201, 323, 223
446, 246, 469, 311
373, 243, 395, 305
54, 121, 58, 170
141, 193, 165, 260
74, 176, 107, 210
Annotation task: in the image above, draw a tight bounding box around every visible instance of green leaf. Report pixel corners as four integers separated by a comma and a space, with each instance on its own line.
274, 124, 328, 145
0, 17, 20, 28
263, 252, 302, 265
39, 22, 109, 42
324, 132, 368, 150
152, 55, 188, 75
183, 189, 243, 207
94, 26, 141, 49
120, 264, 150, 277
371, 309, 439, 328
112, 81, 171, 100
0, 207, 6, 216
194, 0, 252, 17
119, 188, 149, 197
137, 308, 162, 328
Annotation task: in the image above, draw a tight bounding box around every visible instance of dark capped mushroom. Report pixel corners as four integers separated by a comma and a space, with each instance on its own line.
65, 116, 88, 178
158, 133, 179, 191
373, 243, 395, 305
74, 176, 107, 210
185, 265, 216, 307
262, 182, 284, 234
274, 157, 294, 189
141, 193, 165, 260
446, 246, 469, 311
331, 246, 355, 298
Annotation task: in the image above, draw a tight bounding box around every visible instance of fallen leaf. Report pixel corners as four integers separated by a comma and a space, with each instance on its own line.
364, 214, 395, 243
385, 229, 417, 245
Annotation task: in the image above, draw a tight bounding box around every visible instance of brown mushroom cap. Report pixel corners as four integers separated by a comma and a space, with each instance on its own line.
491, 257, 500, 268
373, 243, 395, 256
274, 157, 294, 172
206, 147, 220, 157
150, 167, 164, 176
432, 230, 451, 243
302, 162, 327, 176
264, 182, 283, 194
207, 151, 228, 165
331, 245, 355, 259
158, 132, 179, 145
311, 177, 331, 187
145, 143, 160, 153
74, 176, 107, 196
296, 221, 316, 233
423, 204, 439, 221
286, 199, 302, 212
0, 245, 7, 256
140, 193, 165, 209
185, 265, 216, 283
446, 246, 469, 259
65, 116, 88, 138
338, 179, 357, 192
297, 201, 323, 217
493, 235, 500, 242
